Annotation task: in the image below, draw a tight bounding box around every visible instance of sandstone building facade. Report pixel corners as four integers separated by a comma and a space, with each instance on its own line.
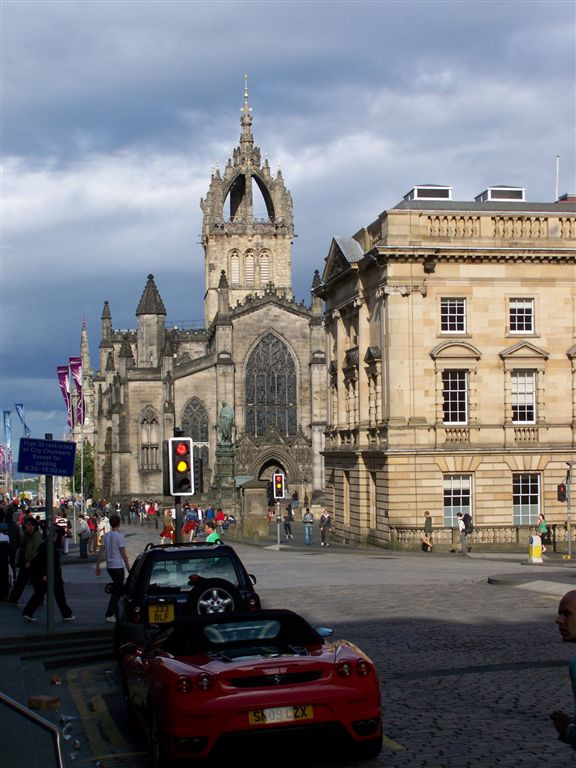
316, 185, 576, 549
85, 90, 327, 516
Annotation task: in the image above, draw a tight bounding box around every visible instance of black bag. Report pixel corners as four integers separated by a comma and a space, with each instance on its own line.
462, 513, 474, 535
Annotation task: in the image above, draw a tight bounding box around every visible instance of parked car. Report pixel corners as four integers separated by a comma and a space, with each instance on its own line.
119, 608, 382, 766
114, 541, 260, 655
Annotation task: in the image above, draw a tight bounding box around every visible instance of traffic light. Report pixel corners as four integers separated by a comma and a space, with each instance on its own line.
167, 437, 194, 496
557, 483, 567, 502
273, 473, 285, 499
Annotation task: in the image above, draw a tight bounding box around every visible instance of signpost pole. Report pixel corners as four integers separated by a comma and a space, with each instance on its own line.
45, 434, 55, 631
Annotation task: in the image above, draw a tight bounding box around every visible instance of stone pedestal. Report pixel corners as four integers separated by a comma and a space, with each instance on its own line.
213, 444, 236, 514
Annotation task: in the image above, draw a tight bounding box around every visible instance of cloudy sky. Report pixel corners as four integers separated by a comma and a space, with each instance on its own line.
1, 0, 575, 469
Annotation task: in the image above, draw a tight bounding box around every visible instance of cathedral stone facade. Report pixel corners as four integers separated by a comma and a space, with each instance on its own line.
86, 90, 327, 516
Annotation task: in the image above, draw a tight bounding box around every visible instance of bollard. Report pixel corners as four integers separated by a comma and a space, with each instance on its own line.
528, 534, 543, 564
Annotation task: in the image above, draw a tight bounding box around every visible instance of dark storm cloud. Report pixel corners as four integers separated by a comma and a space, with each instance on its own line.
1, 0, 574, 448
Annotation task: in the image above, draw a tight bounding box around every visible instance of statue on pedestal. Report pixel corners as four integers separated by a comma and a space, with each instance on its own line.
217, 401, 234, 445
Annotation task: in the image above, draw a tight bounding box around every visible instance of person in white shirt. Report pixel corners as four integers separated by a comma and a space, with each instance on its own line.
95, 514, 130, 623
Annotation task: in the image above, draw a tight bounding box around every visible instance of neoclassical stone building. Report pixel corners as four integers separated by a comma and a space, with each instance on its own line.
85, 90, 327, 515
316, 185, 576, 549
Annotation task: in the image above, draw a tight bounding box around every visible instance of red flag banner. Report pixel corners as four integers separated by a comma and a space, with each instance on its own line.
57, 365, 72, 427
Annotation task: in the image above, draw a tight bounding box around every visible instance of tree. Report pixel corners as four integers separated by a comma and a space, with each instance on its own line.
74, 440, 95, 500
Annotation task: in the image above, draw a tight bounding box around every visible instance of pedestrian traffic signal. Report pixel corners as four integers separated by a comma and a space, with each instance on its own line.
557, 483, 567, 502
273, 473, 285, 500
167, 437, 194, 496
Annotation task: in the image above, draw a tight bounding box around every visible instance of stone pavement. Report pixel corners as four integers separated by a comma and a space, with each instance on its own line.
0, 521, 575, 767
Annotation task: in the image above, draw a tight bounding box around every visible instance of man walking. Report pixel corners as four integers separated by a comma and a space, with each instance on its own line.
550, 590, 576, 749
9, 516, 42, 604
95, 514, 130, 623
456, 512, 469, 554
303, 507, 314, 545
319, 510, 332, 547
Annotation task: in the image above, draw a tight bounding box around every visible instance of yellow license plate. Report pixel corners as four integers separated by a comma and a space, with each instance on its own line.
248, 705, 313, 725
147, 603, 175, 624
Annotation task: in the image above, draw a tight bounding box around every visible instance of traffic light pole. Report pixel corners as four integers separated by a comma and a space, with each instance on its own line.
276, 501, 281, 548
174, 496, 182, 544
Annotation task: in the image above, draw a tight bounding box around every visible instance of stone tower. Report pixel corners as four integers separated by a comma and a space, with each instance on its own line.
200, 78, 294, 325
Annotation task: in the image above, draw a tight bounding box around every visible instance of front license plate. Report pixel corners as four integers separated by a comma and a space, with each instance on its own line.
147, 603, 175, 624
248, 705, 314, 725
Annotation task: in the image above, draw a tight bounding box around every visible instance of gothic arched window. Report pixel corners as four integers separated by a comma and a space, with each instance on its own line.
140, 407, 160, 470
181, 397, 210, 468
245, 333, 297, 437
245, 251, 255, 287
182, 397, 209, 442
229, 251, 240, 285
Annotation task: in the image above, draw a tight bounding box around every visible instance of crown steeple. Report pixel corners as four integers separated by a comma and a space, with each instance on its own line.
199, 82, 294, 325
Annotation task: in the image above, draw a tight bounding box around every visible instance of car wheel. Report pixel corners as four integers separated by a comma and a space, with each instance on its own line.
351, 734, 383, 761
186, 578, 241, 615
149, 710, 171, 768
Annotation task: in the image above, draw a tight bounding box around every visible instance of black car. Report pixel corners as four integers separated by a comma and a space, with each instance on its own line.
114, 541, 260, 654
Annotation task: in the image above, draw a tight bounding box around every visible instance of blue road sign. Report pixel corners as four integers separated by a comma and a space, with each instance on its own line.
17, 438, 76, 477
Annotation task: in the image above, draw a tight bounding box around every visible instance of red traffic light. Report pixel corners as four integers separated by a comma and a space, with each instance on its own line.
167, 437, 194, 496
273, 473, 285, 499
557, 483, 567, 502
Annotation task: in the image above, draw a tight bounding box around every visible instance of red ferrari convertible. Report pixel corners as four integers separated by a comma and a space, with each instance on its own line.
119, 608, 382, 766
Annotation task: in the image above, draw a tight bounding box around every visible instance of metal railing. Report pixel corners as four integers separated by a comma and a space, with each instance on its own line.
0, 691, 66, 768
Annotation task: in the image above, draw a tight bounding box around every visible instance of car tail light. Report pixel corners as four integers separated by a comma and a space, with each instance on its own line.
247, 596, 260, 610
176, 676, 194, 693
356, 659, 371, 677
196, 673, 214, 691
129, 605, 143, 624
337, 660, 353, 678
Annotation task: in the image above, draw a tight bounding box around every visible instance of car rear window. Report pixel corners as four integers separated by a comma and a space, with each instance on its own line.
148, 556, 240, 591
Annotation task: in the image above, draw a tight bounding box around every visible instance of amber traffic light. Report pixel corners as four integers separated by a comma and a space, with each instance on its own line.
273, 473, 285, 499
167, 437, 194, 496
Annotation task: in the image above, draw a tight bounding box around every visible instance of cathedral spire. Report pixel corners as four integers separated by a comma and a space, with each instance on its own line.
240, 73, 253, 151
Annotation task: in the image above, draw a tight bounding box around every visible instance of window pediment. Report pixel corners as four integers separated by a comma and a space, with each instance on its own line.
430, 341, 481, 361
499, 341, 549, 361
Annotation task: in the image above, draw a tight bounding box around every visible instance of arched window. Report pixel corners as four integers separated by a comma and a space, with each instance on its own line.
245, 251, 255, 287
245, 333, 297, 437
259, 252, 270, 285
140, 407, 160, 470
181, 397, 210, 468
230, 251, 240, 285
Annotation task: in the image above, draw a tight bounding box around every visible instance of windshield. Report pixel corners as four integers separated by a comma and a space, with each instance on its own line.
148, 556, 239, 591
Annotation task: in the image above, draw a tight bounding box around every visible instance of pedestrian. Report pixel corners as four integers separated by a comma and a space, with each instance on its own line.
319, 510, 332, 547
422, 510, 433, 552
4, 508, 22, 583
160, 513, 174, 544
97, 512, 110, 548
87, 510, 98, 553
21, 527, 75, 622
303, 507, 314, 545
456, 512, 469, 554
550, 590, 576, 749
77, 513, 91, 559
9, 516, 43, 604
0, 522, 10, 600
284, 504, 293, 540
95, 513, 130, 623
536, 512, 549, 554
205, 521, 222, 544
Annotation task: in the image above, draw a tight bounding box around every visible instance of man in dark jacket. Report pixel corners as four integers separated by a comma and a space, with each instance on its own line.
21, 528, 75, 622
9, 516, 42, 604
